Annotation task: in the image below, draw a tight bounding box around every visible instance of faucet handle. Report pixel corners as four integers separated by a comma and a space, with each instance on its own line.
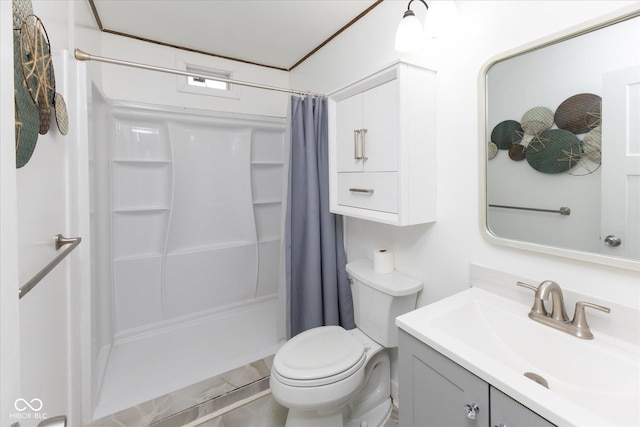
516, 281, 537, 292
516, 282, 547, 316
571, 301, 611, 339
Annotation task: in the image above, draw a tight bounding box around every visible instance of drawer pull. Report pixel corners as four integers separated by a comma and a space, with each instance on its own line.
349, 188, 374, 194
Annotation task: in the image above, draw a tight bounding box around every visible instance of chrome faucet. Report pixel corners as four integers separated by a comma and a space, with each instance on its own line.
517, 281, 610, 339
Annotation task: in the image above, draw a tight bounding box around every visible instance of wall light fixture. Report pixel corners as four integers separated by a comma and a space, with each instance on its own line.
395, 0, 458, 52
394, 0, 429, 53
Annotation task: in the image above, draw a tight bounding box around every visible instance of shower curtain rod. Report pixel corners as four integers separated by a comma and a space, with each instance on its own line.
74, 49, 326, 98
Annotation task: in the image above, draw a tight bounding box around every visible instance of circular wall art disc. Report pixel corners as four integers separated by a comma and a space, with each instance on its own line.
38, 95, 51, 134
491, 120, 523, 149
582, 126, 601, 163
12, 0, 34, 43
521, 106, 554, 135
526, 129, 583, 174
54, 92, 69, 135
508, 144, 526, 161
488, 142, 498, 159
554, 93, 601, 134
19, 15, 55, 135
13, 32, 39, 168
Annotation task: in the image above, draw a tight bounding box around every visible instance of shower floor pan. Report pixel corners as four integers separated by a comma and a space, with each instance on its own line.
93, 297, 281, 420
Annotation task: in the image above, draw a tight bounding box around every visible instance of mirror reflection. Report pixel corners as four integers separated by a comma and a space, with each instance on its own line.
484, 10, 640, 264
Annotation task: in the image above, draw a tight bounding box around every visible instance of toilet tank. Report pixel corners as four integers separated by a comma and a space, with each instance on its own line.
346, 259, 422, 347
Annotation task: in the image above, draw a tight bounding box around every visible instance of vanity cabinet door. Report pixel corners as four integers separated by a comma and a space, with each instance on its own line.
490, 387, 556, 427
399, 330, 489, 427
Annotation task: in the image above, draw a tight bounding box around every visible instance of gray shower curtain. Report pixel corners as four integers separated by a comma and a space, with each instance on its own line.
285, 95, 355, 338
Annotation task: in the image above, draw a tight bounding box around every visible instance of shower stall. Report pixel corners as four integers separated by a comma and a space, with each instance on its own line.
88, 84, 286, 419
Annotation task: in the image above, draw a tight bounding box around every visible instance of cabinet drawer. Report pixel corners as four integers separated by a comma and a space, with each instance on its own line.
337, 172, 398, 213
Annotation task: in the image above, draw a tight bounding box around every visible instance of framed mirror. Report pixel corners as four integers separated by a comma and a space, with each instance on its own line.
479, 5, 640, 270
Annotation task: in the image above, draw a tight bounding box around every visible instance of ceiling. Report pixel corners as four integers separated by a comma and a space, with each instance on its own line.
89, 0, 383, 71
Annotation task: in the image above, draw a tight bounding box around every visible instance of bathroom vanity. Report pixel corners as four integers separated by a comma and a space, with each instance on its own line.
398, 330, 554, 426
395, 269, 640, 427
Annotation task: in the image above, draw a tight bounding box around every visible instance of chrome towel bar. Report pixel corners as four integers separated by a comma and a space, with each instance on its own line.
489, 204, 571, 216
18, 234, 82, 299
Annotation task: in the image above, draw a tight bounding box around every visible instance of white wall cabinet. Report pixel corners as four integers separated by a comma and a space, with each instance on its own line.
398, 330, 556, 427
329, 61, 437, 226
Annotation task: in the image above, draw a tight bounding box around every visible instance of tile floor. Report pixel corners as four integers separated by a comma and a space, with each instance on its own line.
91, 355, 400, 427
184, 395, 398, 427
90, 357, 274, 426
188, 395, 399, 427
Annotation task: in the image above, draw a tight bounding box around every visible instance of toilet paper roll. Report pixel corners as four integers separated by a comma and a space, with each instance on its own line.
373, 248, 394, 274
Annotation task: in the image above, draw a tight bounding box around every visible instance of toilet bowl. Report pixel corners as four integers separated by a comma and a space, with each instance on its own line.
270, 259, 422, 427
270, 326, 390, 427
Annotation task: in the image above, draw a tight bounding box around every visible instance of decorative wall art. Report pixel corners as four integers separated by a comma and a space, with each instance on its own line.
12, 0, 68, 168
13, 30, 39, 168
488, 93, 602, 176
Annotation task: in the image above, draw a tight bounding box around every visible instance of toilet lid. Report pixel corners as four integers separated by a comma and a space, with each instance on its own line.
273, 326, 366, 384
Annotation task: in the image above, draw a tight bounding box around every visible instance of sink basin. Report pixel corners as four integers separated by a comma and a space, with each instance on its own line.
396, 287, 640, 426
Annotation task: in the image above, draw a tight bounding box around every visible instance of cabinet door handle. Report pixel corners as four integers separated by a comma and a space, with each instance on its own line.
353, 130, 362, 160
361, 128, 368, 161
349, 188, 374, 194
464, 403, 480, 420
604, 235, 622, 247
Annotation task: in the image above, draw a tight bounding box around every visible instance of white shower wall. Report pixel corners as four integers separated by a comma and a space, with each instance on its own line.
90, 92, 286, 417
108, 104, 284, 334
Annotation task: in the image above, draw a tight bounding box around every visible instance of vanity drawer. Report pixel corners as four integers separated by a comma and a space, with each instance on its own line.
337, 172, 398, 213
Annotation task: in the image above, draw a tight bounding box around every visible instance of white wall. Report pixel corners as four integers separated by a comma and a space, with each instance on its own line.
1, 0, 22, 423
16, 0, 72, 420
0, 1, 100, 426
291, 1, 640, 309
98, 33, 290, 118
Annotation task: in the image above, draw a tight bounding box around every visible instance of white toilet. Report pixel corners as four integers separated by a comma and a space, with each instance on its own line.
270, 259, 422, 427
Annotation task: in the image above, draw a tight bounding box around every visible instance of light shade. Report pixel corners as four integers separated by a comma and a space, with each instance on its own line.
394, 10, 425, 53
423, 0, 458, 38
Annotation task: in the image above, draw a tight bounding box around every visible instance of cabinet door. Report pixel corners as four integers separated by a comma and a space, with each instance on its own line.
399, 330, 489, 427
490, 387, 556, 427
336, 92, 365, 172
362, 80, 398, 172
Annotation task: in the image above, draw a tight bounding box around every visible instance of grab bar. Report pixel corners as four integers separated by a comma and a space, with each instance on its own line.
489, 204, 571, 216
18, 235, 82, 299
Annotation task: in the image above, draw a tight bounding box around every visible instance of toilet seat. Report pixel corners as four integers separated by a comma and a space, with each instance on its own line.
273, 326, 367, 387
